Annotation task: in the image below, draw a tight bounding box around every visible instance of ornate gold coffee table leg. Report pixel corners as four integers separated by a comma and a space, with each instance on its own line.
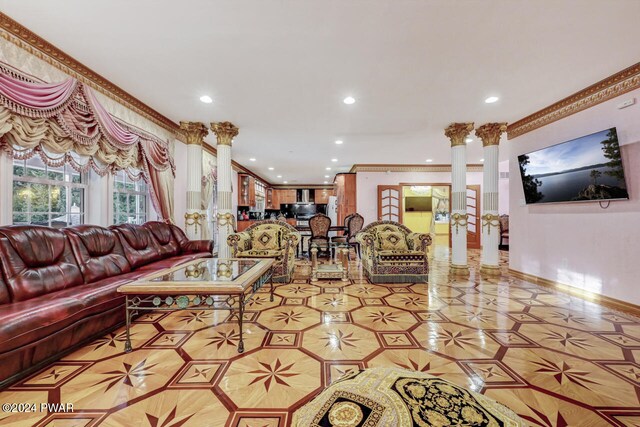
238, 294, 245, 353
340, 247, 349, 282
310, 244, 318, 281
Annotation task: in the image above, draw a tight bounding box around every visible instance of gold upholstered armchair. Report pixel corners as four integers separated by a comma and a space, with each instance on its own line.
227, 220, 300, 283
356, 220, 432, 283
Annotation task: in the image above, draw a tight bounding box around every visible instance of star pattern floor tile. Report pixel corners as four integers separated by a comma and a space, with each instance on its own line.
1, 247, 639, 426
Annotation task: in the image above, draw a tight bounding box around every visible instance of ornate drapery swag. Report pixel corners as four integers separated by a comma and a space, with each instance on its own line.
0, 63, 176, 220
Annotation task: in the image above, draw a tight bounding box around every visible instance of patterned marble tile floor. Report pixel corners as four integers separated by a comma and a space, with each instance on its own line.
1, 246, 639, 426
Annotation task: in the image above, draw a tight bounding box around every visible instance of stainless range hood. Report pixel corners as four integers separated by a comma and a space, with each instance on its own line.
296, 189, 314, 204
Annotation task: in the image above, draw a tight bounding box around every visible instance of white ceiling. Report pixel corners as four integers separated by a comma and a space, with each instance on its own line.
2, 0, 639, 184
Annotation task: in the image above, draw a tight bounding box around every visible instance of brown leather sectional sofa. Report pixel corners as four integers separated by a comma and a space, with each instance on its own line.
0, 221, 213, 388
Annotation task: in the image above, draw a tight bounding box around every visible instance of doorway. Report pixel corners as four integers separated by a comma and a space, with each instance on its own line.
401, 184, 451, 247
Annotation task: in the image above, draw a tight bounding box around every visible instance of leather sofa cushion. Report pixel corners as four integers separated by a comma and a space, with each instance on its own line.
0, 274, 10, 305
144, 222, 180, 258
0, 270, 148, 354
65, 225, 131, 284
0, 226, 84, 302
110, 224, 162, 269
136, 252, 211, 271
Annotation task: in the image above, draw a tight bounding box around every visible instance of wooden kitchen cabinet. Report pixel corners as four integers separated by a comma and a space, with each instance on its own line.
266, 187, 275, 209
314, 188, 330, 204
334, 173, 356, 225
276, 189, 296, 205
238, 174, 255, 206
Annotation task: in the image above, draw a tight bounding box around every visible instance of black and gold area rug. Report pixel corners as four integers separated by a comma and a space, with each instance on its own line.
293, 367, 526, 426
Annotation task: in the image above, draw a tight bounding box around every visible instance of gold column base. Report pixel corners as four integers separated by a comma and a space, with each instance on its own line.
480, 264, 501, 277
450, 264, 470, 277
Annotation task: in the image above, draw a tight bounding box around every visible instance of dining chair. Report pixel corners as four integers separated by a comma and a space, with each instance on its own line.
309, 213, 331, 257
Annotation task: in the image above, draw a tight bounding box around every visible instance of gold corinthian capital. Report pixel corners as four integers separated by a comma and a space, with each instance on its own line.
475, 123, 508, 147
179, 121, 209, 145
444, 123, 474, 147
210, 121, 239, 147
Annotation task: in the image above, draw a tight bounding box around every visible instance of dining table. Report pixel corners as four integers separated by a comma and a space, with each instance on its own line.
294, 225, 347, 256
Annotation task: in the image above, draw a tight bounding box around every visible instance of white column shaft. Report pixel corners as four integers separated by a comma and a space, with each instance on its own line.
451, 144, 467, 267
186, 144, 203, 239
481, 144, 500, 268
217, 144, 233, 259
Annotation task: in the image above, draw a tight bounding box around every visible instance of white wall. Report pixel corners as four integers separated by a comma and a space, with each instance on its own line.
508, 88, 640, 305
356, 170, 484, 226
499, 160, 509, 215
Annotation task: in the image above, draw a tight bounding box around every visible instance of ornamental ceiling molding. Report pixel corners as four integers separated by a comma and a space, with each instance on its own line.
0, 12, 181, 138
507, 62, 640, 139
349, 164, 484, 173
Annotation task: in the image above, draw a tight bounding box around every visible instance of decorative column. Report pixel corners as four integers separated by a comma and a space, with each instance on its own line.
476, 123, 507, 277
179, 121, 208, 240
211, 121, 239, 259
444, 122, 474, 277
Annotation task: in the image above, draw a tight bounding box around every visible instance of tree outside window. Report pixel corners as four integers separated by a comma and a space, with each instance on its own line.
12, 157, 85, 228
113, 170, 148, 225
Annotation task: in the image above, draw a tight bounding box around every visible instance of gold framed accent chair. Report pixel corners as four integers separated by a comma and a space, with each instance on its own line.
356, 220, 431, 283
227, 220, 300, 283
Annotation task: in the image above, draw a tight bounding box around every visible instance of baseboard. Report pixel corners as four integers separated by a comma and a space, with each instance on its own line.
508, 268, 640, 317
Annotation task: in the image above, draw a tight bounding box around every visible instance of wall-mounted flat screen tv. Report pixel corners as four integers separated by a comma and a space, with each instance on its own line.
405, 196, 432, 212
518, 128, 629, 204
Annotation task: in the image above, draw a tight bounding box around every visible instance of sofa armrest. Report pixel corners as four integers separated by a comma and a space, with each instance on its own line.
227, 232, 251, 256
181, 239, 214, 254
356, 232, 374, 247
406, 232, 432, 252
285, 232, 301, 248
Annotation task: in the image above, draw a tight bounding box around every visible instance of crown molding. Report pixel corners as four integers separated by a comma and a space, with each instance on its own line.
507, 62, 640, 139
349, 164, 484, 173
0, 12, 181, 137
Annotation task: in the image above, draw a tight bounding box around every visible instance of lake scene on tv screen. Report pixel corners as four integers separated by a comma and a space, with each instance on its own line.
518, 128, 629, 204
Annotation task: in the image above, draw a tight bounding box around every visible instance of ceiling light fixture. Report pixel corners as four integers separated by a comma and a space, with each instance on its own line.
343, 96, 356, 105
268, 167, 274, 171
324, 175, 330, 178
199, 95, 213, 104
465, 137, 473, 143
277, 175, 282, 178
326, 167, 331, 171
426, 159, 433, 163
480, 158, 485, 162
331, 158, 338, 162
249, 158, 256, 162
335, 140, 343, 145
283, 181, 288, 184
323, 181, 328, 184
484, 96, 499, 104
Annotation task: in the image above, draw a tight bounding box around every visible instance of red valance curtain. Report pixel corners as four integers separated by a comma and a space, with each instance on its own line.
0, 64, 176, 222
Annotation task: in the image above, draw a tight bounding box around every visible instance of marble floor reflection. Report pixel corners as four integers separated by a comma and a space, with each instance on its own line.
1, 246, 639, 426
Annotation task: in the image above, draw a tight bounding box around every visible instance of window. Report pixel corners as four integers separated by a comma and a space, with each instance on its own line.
113, 170, 148, 225
12, 157, 86, 228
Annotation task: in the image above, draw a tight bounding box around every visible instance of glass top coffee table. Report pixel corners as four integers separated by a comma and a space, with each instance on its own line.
117, 258, 274, 353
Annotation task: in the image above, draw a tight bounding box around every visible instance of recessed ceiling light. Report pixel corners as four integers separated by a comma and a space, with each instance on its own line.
199, 95, 213, 104
331, 158, 338, 162
324, 175, 330, 178
268, 167, 274, 171
480, 158, 485, 162
426, 159, 433, 163
277, 175, 282, 178
335, 140, 344, 145
343, 96, 356, 105
484, 96, 499, 104
323, 181, 328, 184
249, 158, 256, 162
465, 137, 473, 143
325, 167, 331, 171
283, 181, 288, 184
